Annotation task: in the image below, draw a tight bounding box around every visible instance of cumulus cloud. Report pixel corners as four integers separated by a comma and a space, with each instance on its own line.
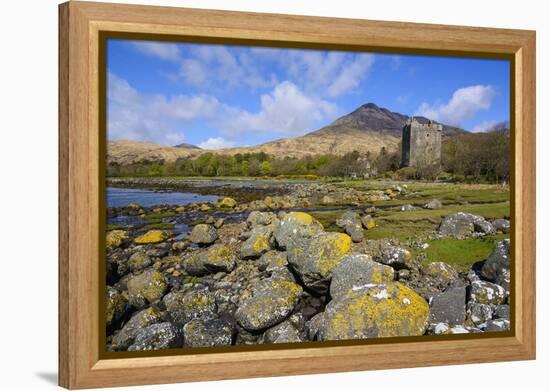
471, 120, 499, 133
107, 72, 221, 145
415, 85, 496, 126
131, 41, 181, 61
219, 81, 339, 137
198, 137, 236, 150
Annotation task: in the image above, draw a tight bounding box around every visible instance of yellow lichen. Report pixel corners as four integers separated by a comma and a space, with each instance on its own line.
134, 230, 170, 244
106, 230, 127, 249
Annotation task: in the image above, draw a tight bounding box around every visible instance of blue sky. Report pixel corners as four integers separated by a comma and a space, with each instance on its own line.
107, 39, 510, 148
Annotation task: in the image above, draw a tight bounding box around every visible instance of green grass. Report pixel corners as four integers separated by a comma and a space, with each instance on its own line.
143, 212, 175, 219
416, 234, 508, 271
106, 224, 123, 231
141, 222, 175, 231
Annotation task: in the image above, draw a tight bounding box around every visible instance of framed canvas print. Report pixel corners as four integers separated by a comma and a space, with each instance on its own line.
58, 1, 536, 389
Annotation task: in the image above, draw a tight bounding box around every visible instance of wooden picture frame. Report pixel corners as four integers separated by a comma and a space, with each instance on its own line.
59, 1, 536, 389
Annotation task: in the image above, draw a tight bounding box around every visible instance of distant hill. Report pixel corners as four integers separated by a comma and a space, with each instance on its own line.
107, 103, 469, 164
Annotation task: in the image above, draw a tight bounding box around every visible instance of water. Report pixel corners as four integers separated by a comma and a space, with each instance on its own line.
107, 187, 219, 208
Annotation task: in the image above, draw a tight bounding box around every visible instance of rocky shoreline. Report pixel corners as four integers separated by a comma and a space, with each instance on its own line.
106, 181, 511, 351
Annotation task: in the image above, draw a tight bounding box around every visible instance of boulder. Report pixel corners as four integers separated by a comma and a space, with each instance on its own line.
235, 278, 303, 331
110, 308, 162, 351
273, 212, 324, 250
127, 269, 167, 309
317, 282, 429, 340
106, 286, 128, 327
214, 218, 225, 229
378, 245, 413, 270
163, 289, 217, 325
258, 250, 288, 271
128, 251, 152, 272
264, 316, 306, 344
182, 245, 237, 276
216, 197, 237, 209
128, 322, 182, 351
345, 223, 364, 243
189, 224, 218, 245
424, 199, 442, 209
438, 212, 494, 238
467, 302, 493, 327
288, 232, 352, 294
429, 286, 466, 326
480, 239, 510, 292
106, 230, 127, 249
183, 318, 233, 347
330, 254, 394, 299
134, 230, 170, 244
361, 214, 376, 230
241, 225, 273, 259
483, 319, 510, 332
494, 304, 510, 320
492, 219, 510, 233
246, 211, 277, 227
336, 211, 361, 228
423, 262, 459, 286
400, 204, 418, 212
469, 280, 507, 305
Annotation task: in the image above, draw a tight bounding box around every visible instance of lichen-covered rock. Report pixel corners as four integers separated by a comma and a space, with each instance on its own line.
467, 302, 493, 327
127, 269, 167, 309
128, 322, 182, 351
400, 204, 418, 212
336, 211, 361, 228
110, 308, 162, 350
361, 214, 376, 230
273, 212, 324, 250
258, 250, 288, 271
235, 278, 303, 331
423, 262, 459, 286
106, 286, 128, 326
492, 219, 510, 233
264, 316, 306, 344
378, 245, 413, 270
345, 223, 364, 243
247, 211, 277, 227
424, 199, 442, 209
494, 304, 510, 320
182, 318, 233, 347
128, 251, 152, 272
288, 232, 352, 294
469, 280, 507, 305
134, 229, 171, 244
305, 312, 325, 340
189, 224, 218, 245
438, 212, 494, 238
106, 230, 127, 249
216, 197, 237, 209
317, 282, 429, 340
429, 286, 466, 326
330, 254, 394, 299
163, 289, 217, 325
482, 318, 510, 332
480, 239, 510, 292
241, 226, 273, 259
183, 245, 237, 276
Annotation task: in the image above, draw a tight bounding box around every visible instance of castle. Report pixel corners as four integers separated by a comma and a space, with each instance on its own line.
401, 117, 442, 168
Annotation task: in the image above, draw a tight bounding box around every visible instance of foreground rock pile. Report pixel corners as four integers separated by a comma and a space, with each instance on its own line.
106, 204, 511, 351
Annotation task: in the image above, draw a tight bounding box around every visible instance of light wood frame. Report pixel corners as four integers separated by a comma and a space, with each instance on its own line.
59, 1, 536, 389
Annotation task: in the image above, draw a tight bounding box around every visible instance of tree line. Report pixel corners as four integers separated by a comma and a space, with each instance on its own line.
107, 130, 509, 183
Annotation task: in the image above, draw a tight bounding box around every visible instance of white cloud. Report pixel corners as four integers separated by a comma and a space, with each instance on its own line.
327, 54, 375, 97
415, 85, 496, 126
219, 81, 339, 137
471, 120, 499, 133
131, 41, 181, 61
198, 137, 236, 150
107, 73, 221, 145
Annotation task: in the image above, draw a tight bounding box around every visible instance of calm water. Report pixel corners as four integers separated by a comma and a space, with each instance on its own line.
107, 187, 219, 208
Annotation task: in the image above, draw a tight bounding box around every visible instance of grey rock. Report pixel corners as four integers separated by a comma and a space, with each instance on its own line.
126, 269, 167, 309
492, 219, 510, 233
467, 302, 493, 327
246, 211, 276, 227
273, 212, 324, 250
189, 224, 218, 245
344, 223, 364, 242
438, 212, 494, 238
481, 239, 511, 292
110, 308, 163, 351
182, 245, 237, 276
128, 322, 182, 351
429, 286, 466, 326
241, 225, 274, 259
183, 318, 233, 347
336, 211, 361, 228
330, 254, 394, 299
163, 289, 217, 325
483, 319, 510, 332
400, 204, 418, 212
469, 280, 507, 305
378, 245, 413, 270
258, 250, 288, 271
493, 304, 510, 320
424, 199, 442, 209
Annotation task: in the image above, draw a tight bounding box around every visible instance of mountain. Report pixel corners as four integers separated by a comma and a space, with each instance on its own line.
107, 140, 201, 166
173, 142, 201, 149
107, 103, 469, 164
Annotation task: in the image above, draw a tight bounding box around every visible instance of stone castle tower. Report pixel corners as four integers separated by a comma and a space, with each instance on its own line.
401, 117, 442, 168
